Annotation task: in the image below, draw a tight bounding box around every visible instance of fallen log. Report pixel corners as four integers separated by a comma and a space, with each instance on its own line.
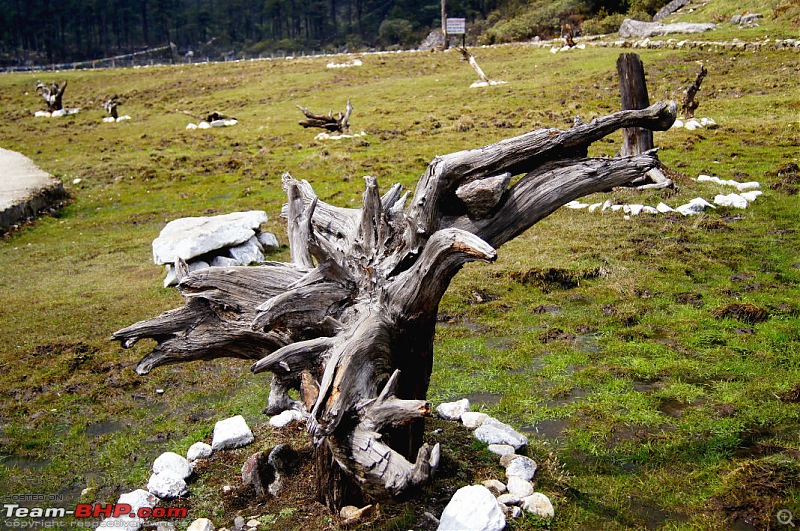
298, 101, 353, 133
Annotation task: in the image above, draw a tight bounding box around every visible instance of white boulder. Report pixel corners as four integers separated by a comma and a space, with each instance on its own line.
675, 197, 715, 216
147, 471, 188, 499
473, 418, 528, 450
522, 492, 555, 519
461, 412, 489, 429
436, 399, 470, 420
506, 476, 534, 498
211, 415, 254, 450
269, 409, 305, 428
505, 456, 538, 481
437, 485, 506, 531
186, 442, 213, 462
153, 451, 192, 479
714, 193, 748, 209
152, 211, 268, 265
487, 444, 516, 457
186, 518, 215, 531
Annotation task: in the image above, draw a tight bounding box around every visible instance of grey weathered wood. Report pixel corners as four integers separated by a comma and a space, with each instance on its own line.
682, 63, 707, 118
113, 100, 677, 509
298, 100, 353, 133
36, 81, 67, 112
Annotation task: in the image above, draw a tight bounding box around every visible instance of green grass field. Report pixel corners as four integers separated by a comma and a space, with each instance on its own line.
1, 4, 799, 528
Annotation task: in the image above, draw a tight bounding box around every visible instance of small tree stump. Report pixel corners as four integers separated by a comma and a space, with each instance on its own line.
36, 81, 67, 112
682, 63, 707, 119
104, 96, 120, 119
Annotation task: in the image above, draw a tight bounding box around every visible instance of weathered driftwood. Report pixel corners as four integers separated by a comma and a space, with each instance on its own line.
298, 101, 353, 133
113, 100, 677, 509
682, 63, 707, 119
36, 81, 67, 112
616, 53, 673, 190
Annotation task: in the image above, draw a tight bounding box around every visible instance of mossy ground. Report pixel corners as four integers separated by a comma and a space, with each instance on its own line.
0, 6, 799, 529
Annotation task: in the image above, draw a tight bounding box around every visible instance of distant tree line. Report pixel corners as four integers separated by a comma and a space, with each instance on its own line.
0, 0, 665, 66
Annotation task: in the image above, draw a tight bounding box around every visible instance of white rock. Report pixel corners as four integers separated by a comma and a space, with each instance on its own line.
714, 193, 748, 208
497, 493, 520, 505
506, 476, 534, 498
269, 409, 304, 428
437, 485, 506, 531
474, 418, 528, 450
436, 399, 470, 420
187, 442, 213, 462
508, 506, 523, 519
487, 444, 515, 457
34, 110, 51, 117
671, 119, 684, 129
684, 120, 699, 131
522, 492, 555, 519
740, 190, 762, 201
257, 232, 280, 249
482, 479, 507, 494
198, 121, 211, 129
610, 204, 624, 212
211, 415, 254, 450
163, 260, 209, 287
209, 256, 240, 267
564, 200, 588, 209
153, 451, 192, 479
117, 115, 131, 122
103, 116, 116, 123
505, 456, 537, 481
656, 202, 674, 213
628, 204, 644, 216
736, 181, 760, 191
642, 206, 659, 214
72, 178, 82, 185
675, 197, 715, 216
700, 117, 717, 128
601, 200, 613, 211
186, 518, 215, 531
588, 202, 603, 212
228, 235, 265, 265
147, 471, 188, 499
186, 123, 198, 130
152, 211, 268, 265
52, 109, 67, 117
94, 489, 157, 531
461, 412, 489, 428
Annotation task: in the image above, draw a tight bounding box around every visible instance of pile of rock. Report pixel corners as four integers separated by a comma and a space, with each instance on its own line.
435, 399, 555, 530
151, 210, 280, 287
326, 58, 363, 68
95, 414, 256, 531
314, 130, 368, 141
671, 116, 716, 130
33, 108, 80, 117
618, 18, 716, 39
731, 13, 760, 28
102, 115, 132, 123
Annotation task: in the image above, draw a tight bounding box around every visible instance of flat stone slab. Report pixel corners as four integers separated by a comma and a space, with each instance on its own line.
0, 148, 66, 232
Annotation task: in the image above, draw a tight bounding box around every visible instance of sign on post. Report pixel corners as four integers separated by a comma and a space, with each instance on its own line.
446, 18, 466, 35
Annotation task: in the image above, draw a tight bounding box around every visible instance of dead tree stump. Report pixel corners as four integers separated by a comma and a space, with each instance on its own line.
36, 81, 67, 112
682, 63, 707, 118
616, 53, 672, 189
298, 101, 353, 133
113, 100, 677, 512
104, 96, 120, 119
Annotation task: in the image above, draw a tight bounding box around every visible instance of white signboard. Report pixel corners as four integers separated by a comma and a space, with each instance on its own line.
446, 18, 466, 35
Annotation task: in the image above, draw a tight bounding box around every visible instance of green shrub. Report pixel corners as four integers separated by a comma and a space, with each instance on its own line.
581, 12, 627, 35
379, 18, 416, 46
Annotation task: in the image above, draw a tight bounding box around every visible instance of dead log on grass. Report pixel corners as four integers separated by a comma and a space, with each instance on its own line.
298, 100, 353, 133
104, 96, 120, 119
456, 46, 505, 87
113, 100, 677, 511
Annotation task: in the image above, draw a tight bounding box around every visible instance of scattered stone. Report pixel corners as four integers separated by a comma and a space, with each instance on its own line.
505, 456, 538, 481
268, 409, 304, 428
474, 418, 528, 450
187, 518, 215, 531
506, 476, 534, 498
153, 451, 192, 479
257, 232, 280, 250
522, 492, 555, 519
487, 444, 515, 457
437, 485, 506, 531
499, 453, 521, 467
233, 516, 245, 531
246, 519, 261, 528
619, 18, 715, 39
675, 197, 715, 216
147, 471, 188, 499
187, 442, 213, 462
714, 193, 748, 208
656, 202, 674, 213
212, 415, 254, 450
740, 191, 762, 201
152, 210, 268, 265
461, 411, 489, 428
241, 451, 275, 498
497, 493, 520, 506
436, 399, 470, 420
482, 479, 507, 494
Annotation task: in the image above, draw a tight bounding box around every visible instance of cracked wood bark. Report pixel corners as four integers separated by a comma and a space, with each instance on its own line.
112, 100, 676, 511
